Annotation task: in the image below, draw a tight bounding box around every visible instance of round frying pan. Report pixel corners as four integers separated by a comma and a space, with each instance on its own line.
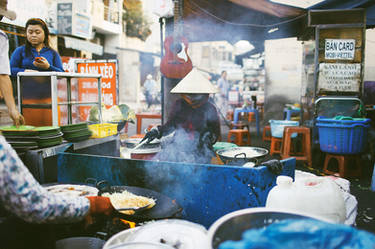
97, 183, 182, 222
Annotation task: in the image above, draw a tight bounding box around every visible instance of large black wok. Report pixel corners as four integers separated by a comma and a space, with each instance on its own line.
97, 182, 182, 222
216, 146, 269, 166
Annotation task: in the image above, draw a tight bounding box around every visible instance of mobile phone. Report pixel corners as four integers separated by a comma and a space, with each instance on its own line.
35, 57, 42, 62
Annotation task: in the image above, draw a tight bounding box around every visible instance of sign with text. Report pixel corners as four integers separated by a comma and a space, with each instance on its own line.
318, 63, 361, 92
325, 39, 355, 60
57, 3, 73, 34
76, 61, 118, 121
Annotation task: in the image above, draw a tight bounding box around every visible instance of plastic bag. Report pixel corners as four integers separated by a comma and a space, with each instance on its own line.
219, 219, 375, 249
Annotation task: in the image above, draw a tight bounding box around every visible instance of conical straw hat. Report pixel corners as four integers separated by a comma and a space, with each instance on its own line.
170, 68, 219, 94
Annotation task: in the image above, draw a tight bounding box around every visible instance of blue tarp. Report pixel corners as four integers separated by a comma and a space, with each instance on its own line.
309, 0, 375, 26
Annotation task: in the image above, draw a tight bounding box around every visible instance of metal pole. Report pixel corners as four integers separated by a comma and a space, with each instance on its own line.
98, 76, 102, 123
67, 77, 72, 124
159, 17, 165, 125
51, 75, 58, 126
17, 76, 21, 113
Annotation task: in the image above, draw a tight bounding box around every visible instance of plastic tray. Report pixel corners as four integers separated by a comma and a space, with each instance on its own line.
60, 123, 88, 132
89, 123, 118, 138
269, 120, 299, 138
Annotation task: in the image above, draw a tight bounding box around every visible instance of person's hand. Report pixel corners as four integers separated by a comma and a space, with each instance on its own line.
141, 127, 160, 144
33, 56, 50, 70
85, 196, 115, 226
199, 131, 216, 149
258, 159, 283, 175
8, 108, 25, 127
25, 69, 38, 72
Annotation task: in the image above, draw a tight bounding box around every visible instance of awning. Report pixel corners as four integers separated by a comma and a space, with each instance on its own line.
180, 0, 307, 44
63, 36, 103, 56
178, 0, 375, 45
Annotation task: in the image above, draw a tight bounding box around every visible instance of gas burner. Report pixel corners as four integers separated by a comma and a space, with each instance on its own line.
91, 217, 136, 240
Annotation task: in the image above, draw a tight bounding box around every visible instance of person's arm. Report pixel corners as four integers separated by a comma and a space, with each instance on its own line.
0, 75, 24, 126
0, 136, 90, 224
49, 50, 64, 72
34, 50, 64, 72
207, 103, 221, 142
142, 100, 180, 143
0, 39, 24, 126
9, 47, 25, 76
158, 99, 180, 136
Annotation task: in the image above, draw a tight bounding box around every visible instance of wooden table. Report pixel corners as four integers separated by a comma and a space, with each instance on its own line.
135, 113, 162, 134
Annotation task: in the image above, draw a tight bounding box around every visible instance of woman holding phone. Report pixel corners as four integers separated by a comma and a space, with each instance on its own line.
10, 18, 64, 74
10, 18, 64, 126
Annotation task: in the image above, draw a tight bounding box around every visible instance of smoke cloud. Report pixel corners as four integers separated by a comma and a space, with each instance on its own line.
153, 127, 214, 164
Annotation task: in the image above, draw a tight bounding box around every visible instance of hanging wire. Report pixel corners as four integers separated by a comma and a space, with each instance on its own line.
189, 0, 307, 28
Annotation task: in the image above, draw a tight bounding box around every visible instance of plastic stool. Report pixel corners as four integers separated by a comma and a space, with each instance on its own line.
323, 153, 361, 178
262, 125, 271, 142
230, 121, 250, 131
226, 110, 234, 121
248, 112, 255, 122
270, 137, 282, 155
280, 126, 312, 167
227, 129, 251, 146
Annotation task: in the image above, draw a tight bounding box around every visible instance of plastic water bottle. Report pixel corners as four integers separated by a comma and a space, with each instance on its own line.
266, 176, 346, 223
266, 176, 296, 209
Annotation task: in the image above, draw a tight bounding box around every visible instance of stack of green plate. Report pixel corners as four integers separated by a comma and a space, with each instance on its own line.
60, 122, 92, 142
0, 125, 65, 150
34, 126, 63, 148
0, 125, 38, 153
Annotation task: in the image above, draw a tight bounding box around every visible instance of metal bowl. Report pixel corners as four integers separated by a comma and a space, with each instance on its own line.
106, 242, 174, 249
216, 146, 268, 166
122, 138, 161, 149
207, 207, 325, 249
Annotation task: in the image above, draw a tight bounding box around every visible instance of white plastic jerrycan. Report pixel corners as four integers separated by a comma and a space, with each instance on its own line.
266, 175, 346, 223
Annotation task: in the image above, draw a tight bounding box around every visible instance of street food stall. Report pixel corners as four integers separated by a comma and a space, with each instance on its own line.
7, 71, 124, 183
56, 153, 295, 228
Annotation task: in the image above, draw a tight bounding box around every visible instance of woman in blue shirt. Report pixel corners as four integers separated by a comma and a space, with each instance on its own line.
10, 18, 64, 126
10, 18, 64, 74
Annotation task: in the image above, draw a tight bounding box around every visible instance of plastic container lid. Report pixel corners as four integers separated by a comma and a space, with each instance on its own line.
276, 175, 293, 187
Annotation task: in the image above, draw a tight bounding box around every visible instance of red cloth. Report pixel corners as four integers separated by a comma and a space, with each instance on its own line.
86, 196, 114, 216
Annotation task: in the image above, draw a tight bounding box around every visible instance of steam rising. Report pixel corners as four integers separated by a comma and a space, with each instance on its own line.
154, 128, 214, 164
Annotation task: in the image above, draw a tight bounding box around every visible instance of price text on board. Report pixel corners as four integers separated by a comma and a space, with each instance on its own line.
318, 63, 361, 92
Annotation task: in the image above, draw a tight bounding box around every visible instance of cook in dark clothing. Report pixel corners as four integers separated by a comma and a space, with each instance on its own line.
142, 68, 221, 164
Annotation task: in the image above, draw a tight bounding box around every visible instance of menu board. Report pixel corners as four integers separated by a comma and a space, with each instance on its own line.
318, 63, 361, 92
76, 60, 118, 121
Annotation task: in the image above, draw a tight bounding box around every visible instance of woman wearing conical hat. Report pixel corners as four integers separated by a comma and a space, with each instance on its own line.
142, 68, 221, 164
